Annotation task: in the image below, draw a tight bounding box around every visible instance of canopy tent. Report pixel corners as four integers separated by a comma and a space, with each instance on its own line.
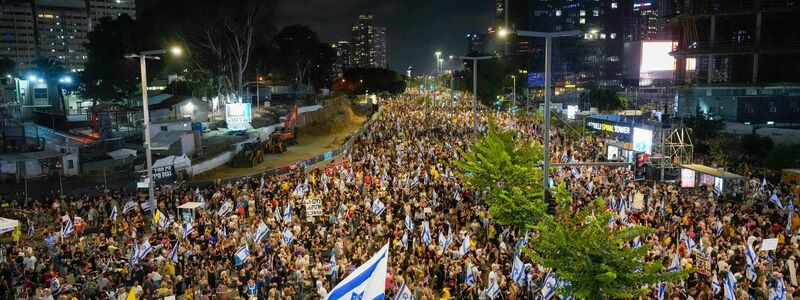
107, 148, 137, 160
681, 164, 746, 180
177, 201, 205, 224
177, 202, 205, 210
0, 217, 19, 234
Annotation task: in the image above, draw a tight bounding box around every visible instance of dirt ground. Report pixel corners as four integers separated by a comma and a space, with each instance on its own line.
191, 106, 367, 181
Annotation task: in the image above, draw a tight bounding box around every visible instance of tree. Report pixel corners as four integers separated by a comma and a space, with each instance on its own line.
525, 184, 692, 299
590, 88, 628, 112
456, 58, 508, 107
455, 118, 547, 229
273, 25, 320, 87
342, 68, 407, 95
683, 106, 724, 154
765, 143, 800, 170
81, 14, 143, 105
165, 80, 192, 96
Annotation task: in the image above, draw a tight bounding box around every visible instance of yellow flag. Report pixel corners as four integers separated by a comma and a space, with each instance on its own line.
127, 287, 137, 300
154, 209, 162, 223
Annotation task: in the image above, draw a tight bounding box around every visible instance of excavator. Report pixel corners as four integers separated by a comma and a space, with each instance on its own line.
264, 104, 299, 154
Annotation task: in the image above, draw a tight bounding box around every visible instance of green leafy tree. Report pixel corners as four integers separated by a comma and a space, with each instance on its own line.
590, 88, 628, 112
684, 106, 725, 154
765, 143, 800, 170
456, 58, 508, 107
81, 14, 143, 105
454, 118, 547, 229
525, 184, 692, 299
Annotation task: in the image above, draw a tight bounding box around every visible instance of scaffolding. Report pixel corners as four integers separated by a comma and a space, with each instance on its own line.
653, 122, 694, 181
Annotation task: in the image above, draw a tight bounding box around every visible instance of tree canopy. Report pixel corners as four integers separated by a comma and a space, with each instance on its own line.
589, 88, 628, 112
81, 14, 143, 103
342, 68, 407, 95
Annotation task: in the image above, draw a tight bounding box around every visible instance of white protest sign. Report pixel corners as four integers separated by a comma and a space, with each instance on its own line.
761, 238, 779, 251
304, 199, 323, 217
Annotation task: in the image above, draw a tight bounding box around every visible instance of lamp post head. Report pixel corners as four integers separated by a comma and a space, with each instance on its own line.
169, 46, 183, 56
498, 27, 510, 37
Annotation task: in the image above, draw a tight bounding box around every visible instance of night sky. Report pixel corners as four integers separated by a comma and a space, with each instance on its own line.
274, 0, 495, 74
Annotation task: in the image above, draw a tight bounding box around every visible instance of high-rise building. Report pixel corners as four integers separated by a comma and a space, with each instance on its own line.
466, 33, 485, 54
628, 0, 672, 41
671, 0, 800, 123
0, 0, 135, 72
331, 41, 351, 78
372, 26, 387, 69
350, 14, 387, 69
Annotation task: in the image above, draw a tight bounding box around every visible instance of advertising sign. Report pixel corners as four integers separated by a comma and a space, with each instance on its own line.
632, 127, 653, 155
587, 121, 631, 135
681, 169, 696, 188
225, 103, 252, 131
304, 199, 323, 217
639, 41, 675, 86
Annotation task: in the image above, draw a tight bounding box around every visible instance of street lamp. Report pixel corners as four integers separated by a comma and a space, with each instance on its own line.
504, 29, 582, 191
125, 47, 182, 225
459, 55, 495, 134
510, 75, 516, 112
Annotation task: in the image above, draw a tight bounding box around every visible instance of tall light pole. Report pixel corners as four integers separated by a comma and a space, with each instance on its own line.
507, 30, 582, 191
125, 46, 182, 224
459, 56, 494, 135
510, 75, 516, 112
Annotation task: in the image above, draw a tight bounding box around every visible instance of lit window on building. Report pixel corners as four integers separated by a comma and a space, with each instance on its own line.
600, 33, 606, 39
611, 2, 618, 9
610, 33, 617, 39
555, 10, 561, 16
580, 10, 586, 16
593, 10, 600, 16
580, 18, 586, 24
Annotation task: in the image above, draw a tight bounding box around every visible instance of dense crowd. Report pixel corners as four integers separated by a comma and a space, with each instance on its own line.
0, 96, 798, 300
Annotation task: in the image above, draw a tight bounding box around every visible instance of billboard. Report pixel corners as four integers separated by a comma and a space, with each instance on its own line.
681, 169, 696, 188
632, 127, 653, 155
226, 103, 252, 131
639, 41, 675, 86
566, 105, 578, 120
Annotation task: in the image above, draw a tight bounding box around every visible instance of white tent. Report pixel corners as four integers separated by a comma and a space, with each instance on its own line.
107, 148, 137, 160
0, 217, 19, 234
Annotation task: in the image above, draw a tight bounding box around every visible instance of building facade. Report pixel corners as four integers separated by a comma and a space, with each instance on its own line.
331, 41, 351, 78
0, 0, 135, 72
350, 14, 387, 69
671, 0, 800, 123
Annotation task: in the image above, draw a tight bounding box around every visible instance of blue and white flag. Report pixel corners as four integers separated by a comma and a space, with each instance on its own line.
405, 214, 414, 231
401, 232, 409, 249
465, 262, 476, 286
541, 270, 557, 300
61, 218, 74, 238
761, 178, 768, 191
182, 223, 194, 238
515, 235, 529, 251
460, 234, 471, 257
129, 242, 139, 270
169, 240, 180, 264
283, 203, 292, 223
770, 276, 787, 300
724, 271, 737, 300
511, 255, 525, 285
254, 221, 269, 244
438, 232, 448, 254
123, 200, 137, 214
485, 275, 501, 299
195, 187, 205, 203
789, 197, 795, 213
746, 242, 758, 282
771, 193, 783, 209
699, 238, 706, 255
140, 199, 153, 212
325, 243, 389, 300
217, 200, 233, 217
681, 230, 696, 253
372, 198, 386, 216
588, 181, 594, 193
110, 206, 118, 222
137, 239, 152, 260
633, 236, 642, 249
222, 224, 228, 240
282, 227, 294, 245
329, 253, 337, 277
716, 223, 724, 236
668, 253, 681, 272
571, 167, 580, 179
50, 277, 61, 295
394, 282, 413, 300
656, 282, 665, 300
274, 206, 282, 222
234, 245, 250, 266
712, 273, 721, 295
421, 222, 432, 245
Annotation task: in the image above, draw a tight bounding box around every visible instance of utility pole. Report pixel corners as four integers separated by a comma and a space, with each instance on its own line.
459, 56, 494, 135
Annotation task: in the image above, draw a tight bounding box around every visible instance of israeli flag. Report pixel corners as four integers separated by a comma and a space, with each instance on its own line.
511, 255, 524, 286
401, 232, 409, 249
515, 235, 528, 251
282, 227, 294, 245
372, 199, 386, 216
485, 275, 501, 299
330, 253, 338, 277
746, 242, 758, 282
222, 224, 228, 239
699, 238, 706, 255
771, 193, 783, 209
724, 271, 737, 300
234, 245, 250, 266
405, 214, 413, 231
656, 282, 665, 300
254, 221, 269, 244
541, 270, 557, 300
274, 206, 282, 222
438, 232, 447, 253
140, 199, 153, 212
283, 203, 292, 223
137, 239, 152, 260
460, 234, 471, 257
465, 263, 475, 286
195, 187, 205, 203
325, 243, 389, 300
770, 276, 787, 300
102, 257, 113, 274
712, 273, 721, 295
61, 218, 74, 238
633, 236, 642, 249
668, 253, 681, 272
716, 223, 724, 236
571, 167, 580, 179
110, 206, 118, 222
182, 223, 194, 238
454, 190, 462, 201
394, 282, 413, 300
217, 200, 232, 217
169, 240, 180, 264
129, 242, 139, 270
588, 181, 594, 193
50, 277, 61, 295
123, 200, 137, 214
421, 222, 432, 245
681, 230, 696, 253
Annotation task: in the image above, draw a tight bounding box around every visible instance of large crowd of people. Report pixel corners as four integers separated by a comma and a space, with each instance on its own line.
0, 95, 798, 300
